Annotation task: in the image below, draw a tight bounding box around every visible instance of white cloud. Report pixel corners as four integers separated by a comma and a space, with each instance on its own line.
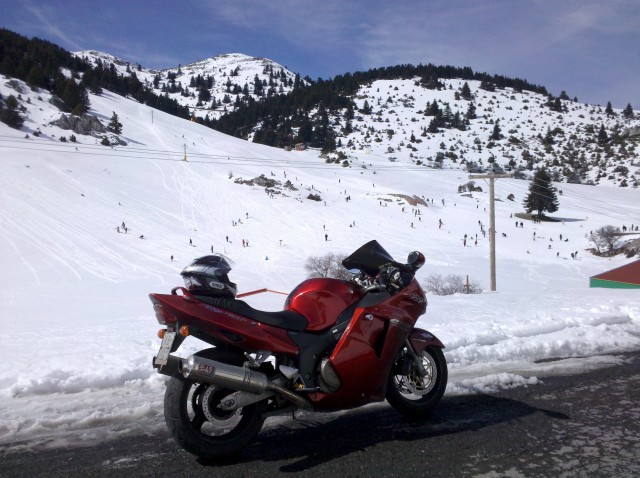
20, 0, 84, 51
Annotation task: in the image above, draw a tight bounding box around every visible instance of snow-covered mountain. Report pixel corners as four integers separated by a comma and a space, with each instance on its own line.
72, 50, 640, 188
74, 50, 302, 120
1, 56, 639, 453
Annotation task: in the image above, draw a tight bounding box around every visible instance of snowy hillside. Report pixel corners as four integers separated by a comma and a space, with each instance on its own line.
323, 77, 640, 188
1, 72, 639, 452
72, 50, 640, 188
74, 50, 301, 120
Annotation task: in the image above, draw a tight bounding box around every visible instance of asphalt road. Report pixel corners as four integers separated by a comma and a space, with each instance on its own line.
2, 352, 639, 478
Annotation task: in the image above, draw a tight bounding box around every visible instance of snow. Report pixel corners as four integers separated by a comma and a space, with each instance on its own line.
1, 73, 639, 452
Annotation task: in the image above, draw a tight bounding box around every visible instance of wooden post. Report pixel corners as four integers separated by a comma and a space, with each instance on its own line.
469, 172, 511, 291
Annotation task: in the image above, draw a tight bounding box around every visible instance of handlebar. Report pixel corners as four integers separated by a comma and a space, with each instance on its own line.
363, 284, 385, 293
359, 263, 412, 294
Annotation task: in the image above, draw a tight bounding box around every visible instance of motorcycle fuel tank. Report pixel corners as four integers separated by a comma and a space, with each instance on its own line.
285, 278, 363, 332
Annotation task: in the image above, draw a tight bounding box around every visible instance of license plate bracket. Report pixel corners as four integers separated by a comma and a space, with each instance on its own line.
154, 331, 177, 366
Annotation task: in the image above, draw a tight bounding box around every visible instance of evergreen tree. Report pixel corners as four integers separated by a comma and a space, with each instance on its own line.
198, 85, 211, 103
460, 82, 472, 100
465, 102, 476, 120
360, 99, 372, 114
622, 103, 634, 118
425, 100, 440, 116
59, 79, 90, 114
489, 119, 503, 141
427, 117, 440, 133
522, 167, 559, 218
107, 111, 123, 134
605, 101, 615, 116
597, 124, 608, 145
0, 94, 25, 129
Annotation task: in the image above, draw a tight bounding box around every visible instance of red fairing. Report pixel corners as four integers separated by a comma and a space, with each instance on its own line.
149, 293, 298, 355
285, 278, 363, 332
308, 278, 427, 409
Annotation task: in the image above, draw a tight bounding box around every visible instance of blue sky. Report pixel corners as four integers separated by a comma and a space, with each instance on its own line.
3, 0, 639, 108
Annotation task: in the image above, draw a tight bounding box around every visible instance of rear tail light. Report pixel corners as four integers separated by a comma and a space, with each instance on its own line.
153, 303, 176, 324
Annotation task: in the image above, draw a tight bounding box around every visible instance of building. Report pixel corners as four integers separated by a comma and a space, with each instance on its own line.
589, 259, 640, 289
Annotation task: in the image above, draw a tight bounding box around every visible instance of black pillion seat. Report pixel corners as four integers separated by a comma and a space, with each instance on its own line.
193, 295, 309, 332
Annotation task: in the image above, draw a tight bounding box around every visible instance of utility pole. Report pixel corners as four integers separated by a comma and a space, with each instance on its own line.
469, 172, 511, 291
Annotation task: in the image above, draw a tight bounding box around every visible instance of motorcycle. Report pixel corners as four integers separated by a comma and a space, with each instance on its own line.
151, 240, 447, 459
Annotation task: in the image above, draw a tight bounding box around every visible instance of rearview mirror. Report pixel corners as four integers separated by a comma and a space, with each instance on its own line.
407, 251, 425, 271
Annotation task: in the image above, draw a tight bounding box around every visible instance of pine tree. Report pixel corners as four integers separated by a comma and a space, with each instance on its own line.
0, 94, 25, 129
622, 103, 634, 118
59, 79, 90, 114
605, 101, 615, 116
465, 102, 476, 120
460, 82, 472, 100
489, 120, 503, 141
597, 124, 608, 145
360, 99, 372, 114
108, 111, 123, 134
522, 167, 559, 218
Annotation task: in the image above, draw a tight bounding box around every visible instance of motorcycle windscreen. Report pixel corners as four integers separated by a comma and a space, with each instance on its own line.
341, 240, 396, 277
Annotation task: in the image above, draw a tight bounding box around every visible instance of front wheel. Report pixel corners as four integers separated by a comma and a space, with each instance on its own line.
386, 345, 447, 418
163, 349, 265, 459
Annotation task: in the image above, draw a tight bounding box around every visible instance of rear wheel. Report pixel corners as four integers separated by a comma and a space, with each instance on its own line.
164, 349, 265, 459
386, 345, 447, 418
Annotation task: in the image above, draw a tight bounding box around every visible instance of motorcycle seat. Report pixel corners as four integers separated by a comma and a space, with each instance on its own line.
193, 295, 309, 332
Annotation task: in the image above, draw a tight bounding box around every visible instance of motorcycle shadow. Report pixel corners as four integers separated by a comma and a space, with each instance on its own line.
197, 393, 569, 471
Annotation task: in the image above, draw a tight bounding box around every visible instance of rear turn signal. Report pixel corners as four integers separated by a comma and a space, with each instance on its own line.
157, 328, 166, 339
179, 325, 190, 337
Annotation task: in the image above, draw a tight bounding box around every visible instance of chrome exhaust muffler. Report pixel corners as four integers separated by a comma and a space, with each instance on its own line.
179, 355, 269, 394
179, 355, 311, 409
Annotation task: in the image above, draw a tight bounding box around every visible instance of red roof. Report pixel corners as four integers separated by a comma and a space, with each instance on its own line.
591, 259, 640, 285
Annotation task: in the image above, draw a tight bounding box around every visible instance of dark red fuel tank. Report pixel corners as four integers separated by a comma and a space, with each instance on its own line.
284, 278, 363, 332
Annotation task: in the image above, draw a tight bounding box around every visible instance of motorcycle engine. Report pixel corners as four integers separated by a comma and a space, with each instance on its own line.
317, 357, 341, 393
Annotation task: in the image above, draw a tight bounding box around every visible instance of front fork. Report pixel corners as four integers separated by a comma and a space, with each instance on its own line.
404, 339, 428, 376
406, 327, 445, 376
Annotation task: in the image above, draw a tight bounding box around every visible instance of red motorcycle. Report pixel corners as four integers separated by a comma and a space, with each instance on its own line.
151, 240, 447, 459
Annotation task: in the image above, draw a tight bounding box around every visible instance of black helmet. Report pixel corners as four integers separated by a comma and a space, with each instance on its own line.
180, 254, 237, 298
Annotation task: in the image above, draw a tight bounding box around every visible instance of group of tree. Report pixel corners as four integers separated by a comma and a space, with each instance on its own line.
423, 100, 472, 133
0, 28, 190, 127
207, 62, 555, 150
0, 28, 91, 115
0, 92, 24, 128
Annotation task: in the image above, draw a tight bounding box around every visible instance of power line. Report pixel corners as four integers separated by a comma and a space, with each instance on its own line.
0, 136, 458, 172
2, 135, 638, 221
